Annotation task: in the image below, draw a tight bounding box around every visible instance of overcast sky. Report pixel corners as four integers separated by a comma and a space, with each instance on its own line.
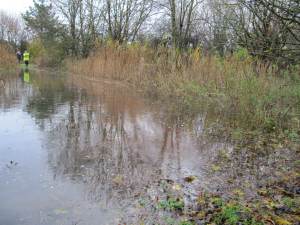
0, 0, 33, 15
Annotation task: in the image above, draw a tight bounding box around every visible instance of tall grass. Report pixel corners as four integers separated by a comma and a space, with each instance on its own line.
67, 43, 300, 138
0, 43, 16, 70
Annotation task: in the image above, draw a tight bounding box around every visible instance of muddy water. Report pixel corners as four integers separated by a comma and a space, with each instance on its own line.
0, 69, 292, 224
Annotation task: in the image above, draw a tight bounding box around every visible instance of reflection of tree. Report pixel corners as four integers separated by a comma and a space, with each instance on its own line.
50, 87, 146, 200
158, 123, 183, 178
42, 77, 201, 205
25, 72, 76, 120
0, 72, 23, 109
4, 72, 288, 204
42, 76, 289, 203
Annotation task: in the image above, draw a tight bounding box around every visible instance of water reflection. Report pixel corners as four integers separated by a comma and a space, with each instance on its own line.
0, 72, 26, 111
0, 71, 294, 223
43, 76, 290, 202
23, 68, 30, 83
45, 78, 199, 204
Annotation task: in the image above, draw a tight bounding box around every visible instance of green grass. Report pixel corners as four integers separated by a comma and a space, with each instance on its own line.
158, 198, 184, 211
174, 70, 300, 144
213, 203, 263, 225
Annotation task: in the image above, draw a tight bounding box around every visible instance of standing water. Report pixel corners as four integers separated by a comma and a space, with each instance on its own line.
0, 69, 292, 224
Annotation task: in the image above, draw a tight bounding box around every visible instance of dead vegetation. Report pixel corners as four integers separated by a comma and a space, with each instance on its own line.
0, 43, 15, 70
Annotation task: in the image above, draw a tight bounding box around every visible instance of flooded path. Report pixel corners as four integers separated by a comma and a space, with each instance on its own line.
0, 69, 294, 224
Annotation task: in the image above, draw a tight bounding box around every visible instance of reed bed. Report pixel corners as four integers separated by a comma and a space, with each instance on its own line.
0, 43, 16, 70
67, 44, 300, 138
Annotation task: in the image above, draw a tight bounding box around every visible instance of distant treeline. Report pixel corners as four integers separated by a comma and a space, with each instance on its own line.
0, 0, 299, 68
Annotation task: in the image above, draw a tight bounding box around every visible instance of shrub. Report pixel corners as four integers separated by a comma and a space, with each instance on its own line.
28, 38, 66, 67
233, 47, 251, 61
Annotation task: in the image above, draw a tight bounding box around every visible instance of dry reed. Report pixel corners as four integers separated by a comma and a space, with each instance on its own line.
67, 44, 272, 98
0, 43, 16, 70
67, 44, 300, 136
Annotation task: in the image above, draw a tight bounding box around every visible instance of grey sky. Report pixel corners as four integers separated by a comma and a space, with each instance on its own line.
0, 0, 33, 15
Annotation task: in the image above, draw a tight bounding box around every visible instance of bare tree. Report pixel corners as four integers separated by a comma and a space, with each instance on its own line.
21, 0, 299, 68
104, 0, 154, 43
192, 0, 237, 55
0, 11, 27, 47
229, 0, 300, 67
156, 0, 203, 48
53, 0, 82, 55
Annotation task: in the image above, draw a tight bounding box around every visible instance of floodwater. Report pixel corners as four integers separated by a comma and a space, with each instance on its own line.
0, 69, 293, 224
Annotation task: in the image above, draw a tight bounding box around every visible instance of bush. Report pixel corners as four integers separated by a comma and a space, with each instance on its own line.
28, 38, 66, 67
233, 47, 251, 61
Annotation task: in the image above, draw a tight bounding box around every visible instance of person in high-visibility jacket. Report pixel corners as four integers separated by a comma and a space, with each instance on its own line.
23, 50, 30, 67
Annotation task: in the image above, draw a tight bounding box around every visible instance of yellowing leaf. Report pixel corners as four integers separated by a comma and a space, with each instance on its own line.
274, 217, 292, 225
197, 211, 206, 219
172, 184, 182, 191
233, 189, 245, 197
112, 175, 123, 185
211, 165, 221, 172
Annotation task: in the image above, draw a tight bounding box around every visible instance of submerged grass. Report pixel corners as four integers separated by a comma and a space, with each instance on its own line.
67, 43, 300, 143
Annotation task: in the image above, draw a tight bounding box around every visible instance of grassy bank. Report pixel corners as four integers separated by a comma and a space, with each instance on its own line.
67, 44, 300, 144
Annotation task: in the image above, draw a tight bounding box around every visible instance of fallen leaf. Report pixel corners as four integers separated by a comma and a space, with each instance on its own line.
274, 217, 292, 225
172, 184, 182, 191
112, 175, 123, 185
184, 176, 197, 183
211, 165, 221, 172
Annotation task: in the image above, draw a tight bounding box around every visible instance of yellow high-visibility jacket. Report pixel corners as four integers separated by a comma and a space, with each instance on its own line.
23, 52, 30, 61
